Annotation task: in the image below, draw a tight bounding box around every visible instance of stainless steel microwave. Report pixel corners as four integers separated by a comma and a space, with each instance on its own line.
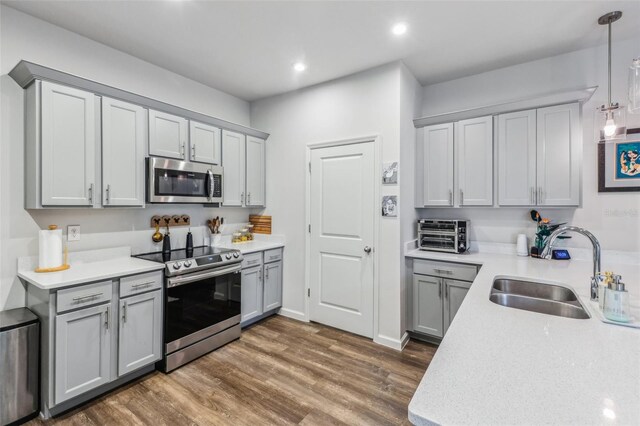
147, 157, 223, 204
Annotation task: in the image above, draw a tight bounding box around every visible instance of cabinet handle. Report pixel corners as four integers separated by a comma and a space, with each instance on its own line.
438, 279, 442, 299
445, 281, 449, 299
88, 183, 94, 204
530, 187, 534, 204
72, 292, 103, 302
266, 267, 269, 280
538, 187, 543, 204
269, 255, 279, 260
241, 192, 244, 205
104, 306, 110, 330
449, 190, 453, 206
247, 259, 259, 265
434, 269, 453, 275
122, 301, 127, 323
105, 184, 110, 204
248, 192, 251, 205
192, 144, 196, 160
459, 189, 464, 205
131, 281, 154, 290
181, 142, 186, 158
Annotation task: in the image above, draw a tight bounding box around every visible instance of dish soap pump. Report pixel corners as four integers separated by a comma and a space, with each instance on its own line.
603, 275, 631, 322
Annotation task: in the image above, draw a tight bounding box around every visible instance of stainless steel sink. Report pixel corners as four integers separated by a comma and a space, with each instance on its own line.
490, 278, 590, 319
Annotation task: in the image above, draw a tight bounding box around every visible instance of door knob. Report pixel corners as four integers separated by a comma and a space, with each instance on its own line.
364, 246, 372, 254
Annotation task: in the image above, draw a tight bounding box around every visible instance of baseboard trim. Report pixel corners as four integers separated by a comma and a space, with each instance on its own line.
277, 307, 308, 322
374, 332, 408, 351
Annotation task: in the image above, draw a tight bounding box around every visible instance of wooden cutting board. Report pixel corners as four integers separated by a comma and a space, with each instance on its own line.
249, 215, 272, 234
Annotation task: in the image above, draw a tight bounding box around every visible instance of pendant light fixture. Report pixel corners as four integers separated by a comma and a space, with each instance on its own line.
596, 11, 626, 142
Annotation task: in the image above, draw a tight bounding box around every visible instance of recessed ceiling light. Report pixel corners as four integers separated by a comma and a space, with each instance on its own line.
293, 62, 307, 72
391, 22, 407, 36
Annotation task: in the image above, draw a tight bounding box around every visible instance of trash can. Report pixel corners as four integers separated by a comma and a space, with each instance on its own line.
0, 308, 39, 425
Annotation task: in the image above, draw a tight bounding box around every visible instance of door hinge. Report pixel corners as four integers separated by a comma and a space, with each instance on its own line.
308, 224, 311, 233
308, 162, 311, 173
308, 288, 310, 297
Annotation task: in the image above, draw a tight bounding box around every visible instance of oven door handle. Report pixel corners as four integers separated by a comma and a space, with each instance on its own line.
167, 264, 241, 288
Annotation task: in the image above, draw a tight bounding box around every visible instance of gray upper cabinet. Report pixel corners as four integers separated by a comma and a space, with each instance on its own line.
189, 120, 221, 165
245, 136, 266, 207
412, 274, 444, 337
241, 265, 263, 324
443, 279, 471, 332
40, 81, 97, 207
101, 97, 146, 207
498, 110, 537, 206
497, 103, 580, 207
148, 109, 188, 160
55, 303, 111, 404
263, 260, 282, 311
118, 290, 162, 376
536, 103, 580, 206
418, 123, 454, 207
456, 116, 493, 206
222, 130, 246, 207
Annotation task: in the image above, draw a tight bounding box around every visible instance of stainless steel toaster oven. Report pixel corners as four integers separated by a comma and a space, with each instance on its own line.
418, 219, 469, 253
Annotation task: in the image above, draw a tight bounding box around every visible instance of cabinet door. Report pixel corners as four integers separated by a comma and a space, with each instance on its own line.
536, 103, 581, 206
118, 290, 162, 376
189, 121, 221, 165
148, 109, 187, 160
222, 130, 246, 206
41, 81, 96, 206
55, 303, 111, 404
412, 275, 444, 337
498, 110, 537, 206
241, 266, 263, 324
456, 116, 493, 206
420, 123, 454, 206
245, 136, 266, 207
102, 97, 145, 207
443, 279, 471, 333
263, 260, 282, 311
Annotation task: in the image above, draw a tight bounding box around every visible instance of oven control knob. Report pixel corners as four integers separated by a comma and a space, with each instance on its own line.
172, 262, 182, 270
233, 252, 240, 258
225, 253, 232, 260
184, 260, 192, 267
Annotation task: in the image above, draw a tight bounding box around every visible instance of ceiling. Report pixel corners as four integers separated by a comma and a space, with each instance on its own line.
3, 1, 640, 101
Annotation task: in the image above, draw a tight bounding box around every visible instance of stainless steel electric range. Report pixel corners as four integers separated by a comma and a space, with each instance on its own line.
134, 246, 243, 372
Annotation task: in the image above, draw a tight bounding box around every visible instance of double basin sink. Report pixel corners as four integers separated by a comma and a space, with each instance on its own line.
490, 278, 590, 319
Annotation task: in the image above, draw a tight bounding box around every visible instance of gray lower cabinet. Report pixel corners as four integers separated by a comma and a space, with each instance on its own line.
54, 303, 111, 404
241, 265, 263, 323
263, 261, 282, 311
412, 275, 444, 338
240, 248, 284, 327
412, 259, 477, 339
118, 290, 162, 376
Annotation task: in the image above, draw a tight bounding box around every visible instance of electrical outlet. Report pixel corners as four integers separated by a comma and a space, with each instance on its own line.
67, 225, 80, 241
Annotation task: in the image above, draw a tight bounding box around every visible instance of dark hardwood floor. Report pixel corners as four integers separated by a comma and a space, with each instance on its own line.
29, 316, 437, 426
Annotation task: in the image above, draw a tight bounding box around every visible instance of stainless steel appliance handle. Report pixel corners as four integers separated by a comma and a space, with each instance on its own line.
207, 169, 214, 199
167, 264, 242, 288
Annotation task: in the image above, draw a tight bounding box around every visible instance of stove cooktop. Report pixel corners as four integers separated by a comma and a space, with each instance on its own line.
134, 246, 237, 264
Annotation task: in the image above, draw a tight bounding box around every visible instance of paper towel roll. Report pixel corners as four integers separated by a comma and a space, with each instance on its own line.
39, 226, 63, 269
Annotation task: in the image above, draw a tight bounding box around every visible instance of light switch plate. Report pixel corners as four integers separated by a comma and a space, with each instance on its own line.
67, 225, 80, 241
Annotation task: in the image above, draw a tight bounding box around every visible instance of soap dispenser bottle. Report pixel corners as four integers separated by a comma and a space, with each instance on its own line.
603, 275, 631, 322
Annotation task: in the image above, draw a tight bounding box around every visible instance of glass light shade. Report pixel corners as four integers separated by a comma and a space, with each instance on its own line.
595, 105, 626, 142
629, 58, 640, 113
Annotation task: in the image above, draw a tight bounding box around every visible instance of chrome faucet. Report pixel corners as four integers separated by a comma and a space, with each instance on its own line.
541, 226, 601, 301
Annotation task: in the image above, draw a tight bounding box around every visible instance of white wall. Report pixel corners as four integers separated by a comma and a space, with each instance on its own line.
419, 37, 640, 253
0, 6, 254, 310
251, 62, 413, 347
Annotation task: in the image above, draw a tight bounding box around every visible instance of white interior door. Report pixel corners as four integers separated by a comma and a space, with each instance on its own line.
309, 141, 375, 338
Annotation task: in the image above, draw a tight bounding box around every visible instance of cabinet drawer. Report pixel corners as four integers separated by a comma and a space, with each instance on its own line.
120, 271, 163, 298
241, 252, 263, 269
264, 248, 283, 264
413, 259, 478, 282
57, 280, 113, 313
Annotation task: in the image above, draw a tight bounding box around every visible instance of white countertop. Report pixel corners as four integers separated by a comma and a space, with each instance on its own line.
18, 247, 164, 290
214, 236, 285, 255
406, 248, 640, 425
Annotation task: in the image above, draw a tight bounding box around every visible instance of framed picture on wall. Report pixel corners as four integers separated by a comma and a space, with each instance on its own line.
382, 162, 398, 184
598, 128, 640, 192
381, 195, 397, 217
